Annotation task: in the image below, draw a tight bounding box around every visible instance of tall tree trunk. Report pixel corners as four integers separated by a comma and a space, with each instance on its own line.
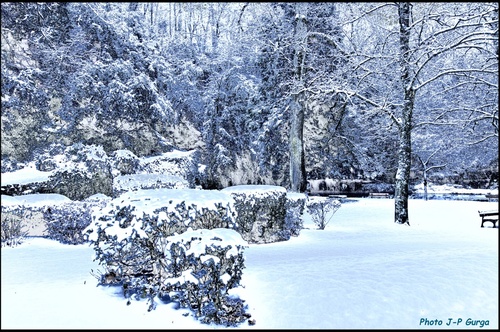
423, 167, 428, 201
289, 7, 307, 193
394, 2, 413, 225
289, 99, 306, 192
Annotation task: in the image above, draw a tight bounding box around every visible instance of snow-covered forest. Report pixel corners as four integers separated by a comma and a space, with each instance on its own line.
1, 3, 498, 192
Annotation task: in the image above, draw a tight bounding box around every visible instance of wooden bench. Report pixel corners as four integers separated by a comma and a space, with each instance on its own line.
369, 192, 390, 198
485, 194, 498, 202
478, 210, 499, 228
329, 194, 347, 199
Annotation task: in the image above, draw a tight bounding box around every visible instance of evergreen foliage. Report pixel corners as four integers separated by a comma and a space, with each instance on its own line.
86, 196, 250, 325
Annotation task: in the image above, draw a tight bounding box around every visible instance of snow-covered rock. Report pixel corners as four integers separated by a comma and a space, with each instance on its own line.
112, 173, 189, 196
1, 144, 203, 200
139, 149, 202, 188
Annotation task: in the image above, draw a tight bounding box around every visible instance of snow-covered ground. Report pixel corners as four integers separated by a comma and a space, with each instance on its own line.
1, 194, 497, 329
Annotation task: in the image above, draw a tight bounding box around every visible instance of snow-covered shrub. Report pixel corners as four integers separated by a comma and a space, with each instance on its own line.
1, 208, 29, 247
285, 192, 306, 237
0, 157, 24, 173
43, 198, 108, 245
306, 197, 341, 230
222, 185, 290, 244
161, 229, 249, 326
85, 189, 250, 325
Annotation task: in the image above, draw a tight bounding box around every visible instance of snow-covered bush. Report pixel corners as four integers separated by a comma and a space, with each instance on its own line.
0, 157, 24, 173
161, 229, 249, 326
43, 198, 109, 245
85, 189, 250, 325
1, 193, 75, 241
306, 197, 341, 230
1, 208, 29, 247
1, 192, 110, 245
222, 185, 291, 244
285, 192, 307, 237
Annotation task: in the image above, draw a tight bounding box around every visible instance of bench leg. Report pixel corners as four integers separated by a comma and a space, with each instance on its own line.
481, 219, 498, 228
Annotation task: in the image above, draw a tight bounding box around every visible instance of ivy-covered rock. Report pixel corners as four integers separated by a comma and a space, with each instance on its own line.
44, 143, 113, 200
49, 169, 113, 201
109, 149, 142, 176
139, 150, 202, 188
1, 144, 204, 200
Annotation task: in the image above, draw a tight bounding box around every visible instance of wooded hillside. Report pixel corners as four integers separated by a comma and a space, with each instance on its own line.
1, 3, 498, 191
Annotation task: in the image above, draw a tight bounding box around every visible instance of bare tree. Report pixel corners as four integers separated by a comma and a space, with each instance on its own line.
343, 2, 498, 225
415, 149, 447, 201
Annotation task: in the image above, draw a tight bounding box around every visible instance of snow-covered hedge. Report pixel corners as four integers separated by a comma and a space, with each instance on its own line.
89, 189, 236, 240
43, 195, 110, 245
85, 189, 249, 325
222, 185, 302, 244
1, 193, 111, 245
1, 194, 73, 242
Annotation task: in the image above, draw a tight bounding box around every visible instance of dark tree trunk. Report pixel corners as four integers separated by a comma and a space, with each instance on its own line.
394, 2, 413, 225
